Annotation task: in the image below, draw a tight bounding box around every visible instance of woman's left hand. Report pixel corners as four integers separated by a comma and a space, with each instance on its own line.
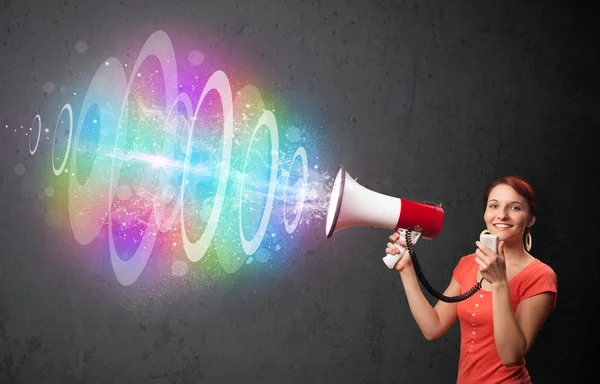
475, 240, 509, 286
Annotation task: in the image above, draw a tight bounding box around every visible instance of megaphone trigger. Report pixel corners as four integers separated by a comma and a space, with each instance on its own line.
382, 229, 421, 269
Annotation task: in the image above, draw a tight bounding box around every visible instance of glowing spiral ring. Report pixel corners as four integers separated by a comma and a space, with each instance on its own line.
283, 146, 307, 234
181, 70, 234, 263
67, 57, 127, 245
239, 110, 279, 255
28, 114, 41, 155
107, 30, 179, 286
51, 104, 73, 176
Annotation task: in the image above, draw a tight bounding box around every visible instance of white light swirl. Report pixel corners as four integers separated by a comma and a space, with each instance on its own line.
213, 84, 266, 273
28, 114, 41, 155
239, 110, 279, 255
107, 29, 179, 286
67, 57, 127, 245
51, 104, 73, 176
283, 146, 307, 234
181, 70, 233, 263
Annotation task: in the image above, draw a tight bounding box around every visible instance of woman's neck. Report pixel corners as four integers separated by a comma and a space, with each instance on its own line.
502, 240, 532, 264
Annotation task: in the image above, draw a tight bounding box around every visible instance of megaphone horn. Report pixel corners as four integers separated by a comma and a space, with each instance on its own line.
325, 164, 444, 239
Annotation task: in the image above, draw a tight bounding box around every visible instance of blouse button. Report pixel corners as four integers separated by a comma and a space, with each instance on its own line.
480, 294, 483, 298
475, 304, 479, 307
472, 313, 476, 317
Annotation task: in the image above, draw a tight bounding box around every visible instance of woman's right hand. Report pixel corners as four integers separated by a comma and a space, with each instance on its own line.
386, 231, 413, 272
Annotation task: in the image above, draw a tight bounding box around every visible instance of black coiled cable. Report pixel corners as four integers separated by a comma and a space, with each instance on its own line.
405, 229, 484, 303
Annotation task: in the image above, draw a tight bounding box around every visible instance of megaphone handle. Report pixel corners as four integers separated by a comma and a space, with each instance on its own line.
382, 229, 420, 269
383, 244, 406, 269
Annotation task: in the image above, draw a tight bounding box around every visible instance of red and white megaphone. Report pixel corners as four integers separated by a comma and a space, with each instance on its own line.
326, 165, 444, 269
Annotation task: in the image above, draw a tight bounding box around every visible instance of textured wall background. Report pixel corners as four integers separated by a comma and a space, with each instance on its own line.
0, 0, 597, 383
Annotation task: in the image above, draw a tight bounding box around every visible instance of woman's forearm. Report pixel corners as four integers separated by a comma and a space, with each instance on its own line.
492, 281, 526, 365
399, 268, 443, 341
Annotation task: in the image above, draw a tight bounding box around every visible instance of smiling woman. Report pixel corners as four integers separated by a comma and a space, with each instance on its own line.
386, 174, 558, 384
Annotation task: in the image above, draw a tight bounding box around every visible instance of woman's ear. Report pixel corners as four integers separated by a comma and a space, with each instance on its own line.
528, 216, 536, 228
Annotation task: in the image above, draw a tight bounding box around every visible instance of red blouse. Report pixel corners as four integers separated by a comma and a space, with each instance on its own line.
453, 254, 558, 384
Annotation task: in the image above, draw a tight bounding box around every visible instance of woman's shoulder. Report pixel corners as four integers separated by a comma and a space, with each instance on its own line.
529, 258, 557, 279
459, 253, 477, 264
454, 253, 477, 272
518, 258, 558, 304
453, 254, 477, 285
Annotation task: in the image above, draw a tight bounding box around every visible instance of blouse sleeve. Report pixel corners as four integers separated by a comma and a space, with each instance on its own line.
522, 263, 558, 310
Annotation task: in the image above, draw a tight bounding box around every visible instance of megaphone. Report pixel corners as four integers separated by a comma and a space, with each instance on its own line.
326, 164, 444, 269
325, 165, 485, 303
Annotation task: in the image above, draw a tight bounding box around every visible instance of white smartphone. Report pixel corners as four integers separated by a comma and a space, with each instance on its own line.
480, 233, 499, 254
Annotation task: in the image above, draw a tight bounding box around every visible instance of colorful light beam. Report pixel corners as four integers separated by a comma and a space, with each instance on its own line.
26, 30, 333, 286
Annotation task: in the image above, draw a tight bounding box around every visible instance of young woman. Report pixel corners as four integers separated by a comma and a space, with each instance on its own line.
386, 174, 557, 383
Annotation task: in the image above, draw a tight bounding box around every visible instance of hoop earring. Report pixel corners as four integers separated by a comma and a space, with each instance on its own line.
525, 228, 532, 252
480, 229, 490, 237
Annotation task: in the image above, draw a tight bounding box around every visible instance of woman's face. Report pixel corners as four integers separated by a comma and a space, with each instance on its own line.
484, 184, 535, 244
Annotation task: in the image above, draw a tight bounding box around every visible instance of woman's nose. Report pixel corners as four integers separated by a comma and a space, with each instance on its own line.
497, 209, 509, 219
